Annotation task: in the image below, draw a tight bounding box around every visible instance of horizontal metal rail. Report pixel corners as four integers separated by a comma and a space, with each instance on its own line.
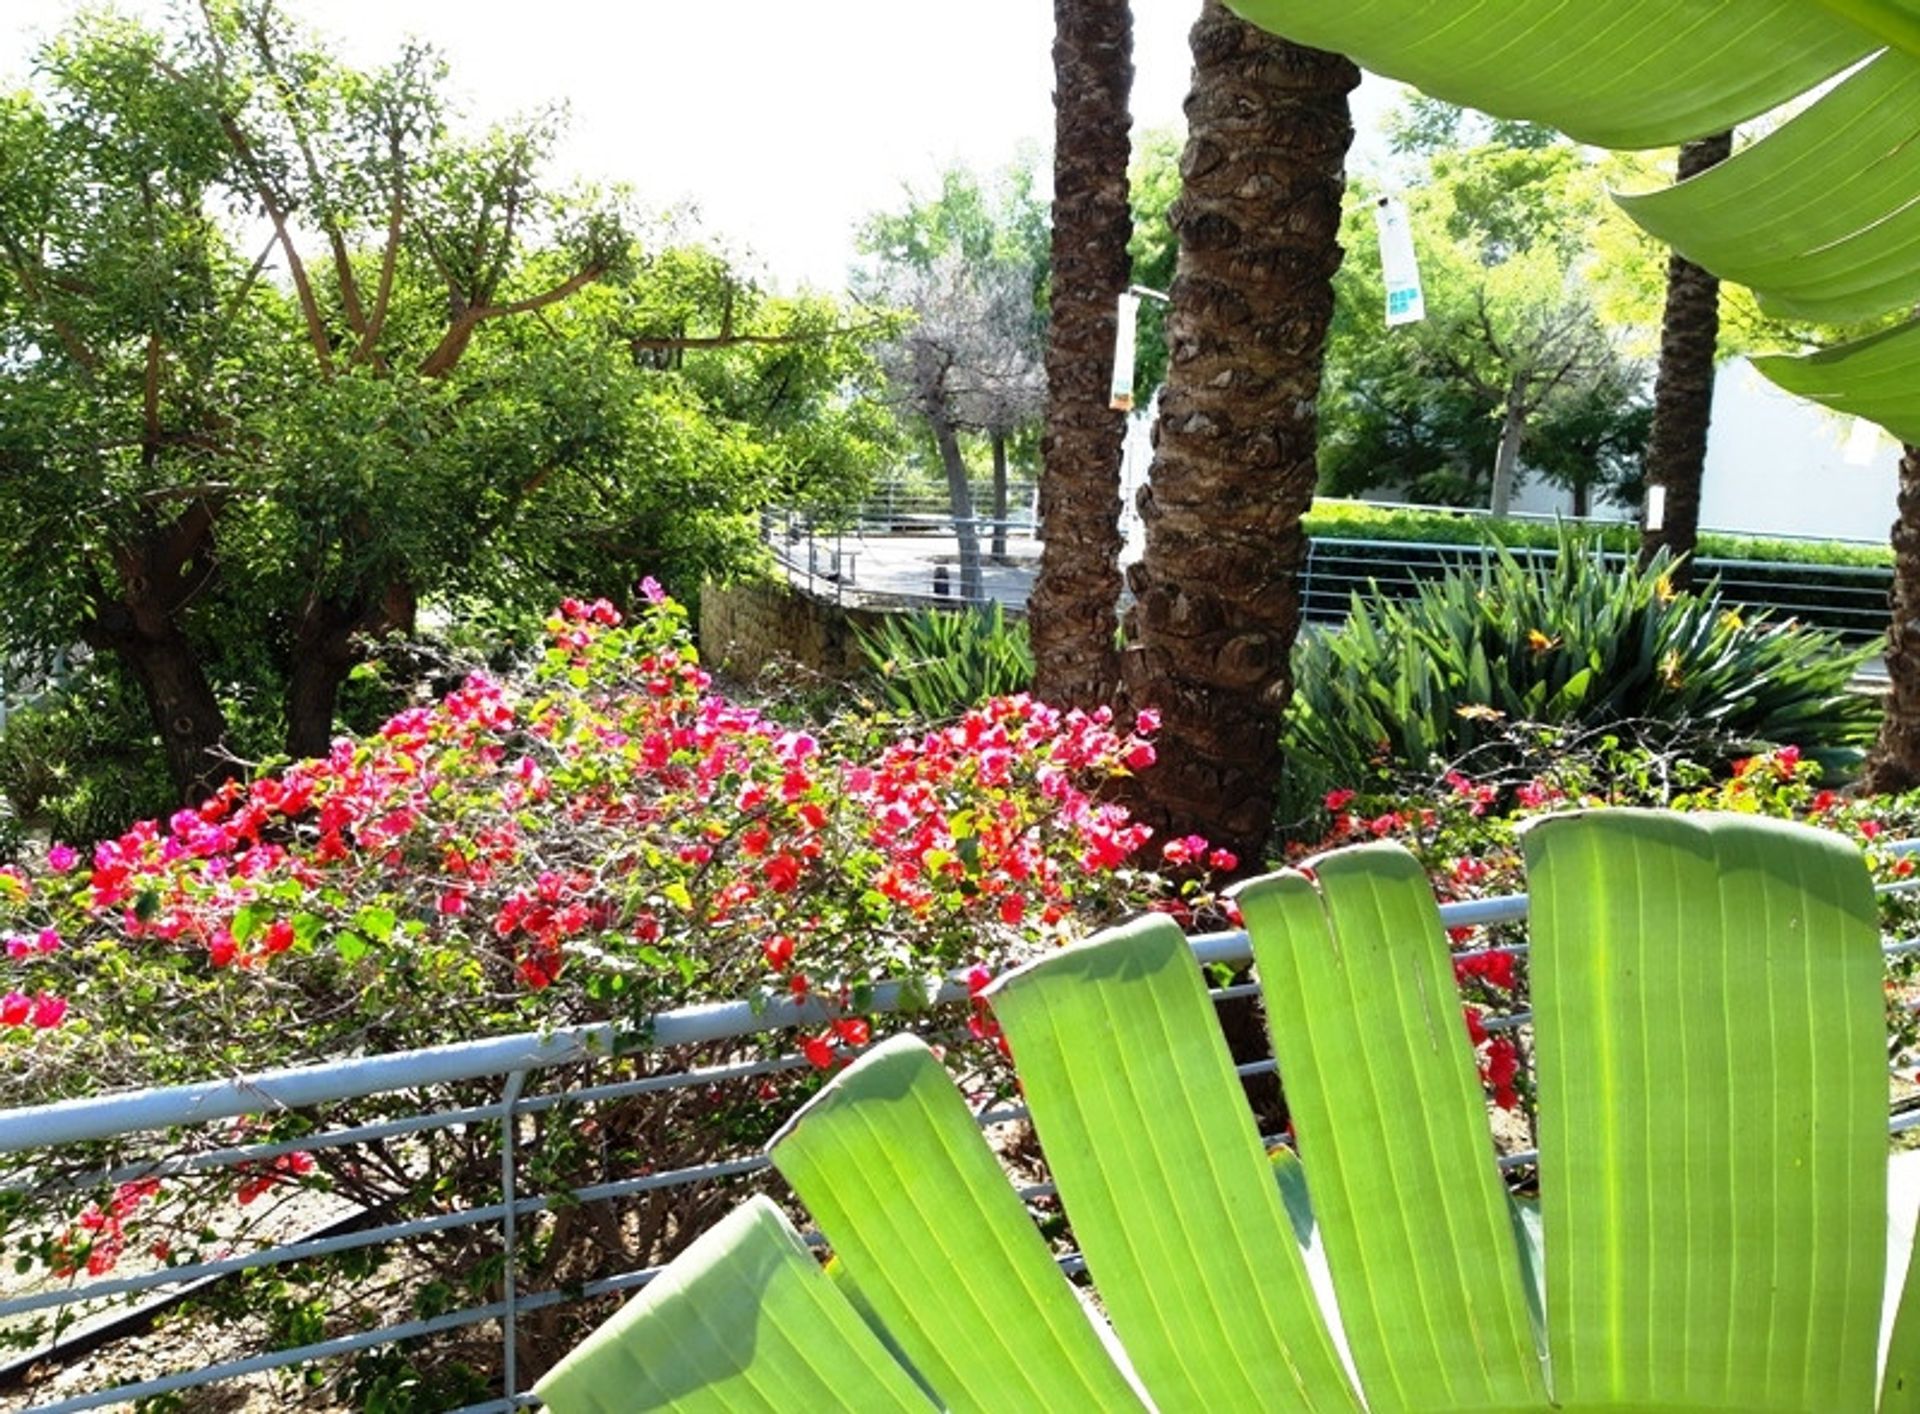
6, 849, 1919, 1412
1298, 535, 1893, 642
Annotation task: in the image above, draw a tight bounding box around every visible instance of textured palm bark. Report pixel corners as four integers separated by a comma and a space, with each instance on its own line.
1865, 445, 1920, 794
1637, 132, 1734, 585
1120, 1, 1358, 866
1030, 0, 1133, 710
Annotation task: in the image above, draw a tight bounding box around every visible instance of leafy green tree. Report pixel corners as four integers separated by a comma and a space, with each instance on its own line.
1386, 92, 1559, 156
1126, 126, 1181, 398
1320, 139, 1653, 516
0, 3, 885, 797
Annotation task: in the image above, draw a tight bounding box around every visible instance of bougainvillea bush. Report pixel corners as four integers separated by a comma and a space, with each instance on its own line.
0, 587, 1224, 1095
0, 588, 1234, 1397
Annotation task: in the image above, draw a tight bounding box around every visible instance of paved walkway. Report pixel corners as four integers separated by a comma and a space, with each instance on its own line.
777, 529, 1039, 609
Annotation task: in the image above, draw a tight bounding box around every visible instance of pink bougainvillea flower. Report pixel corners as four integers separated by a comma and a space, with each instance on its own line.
29, 994, 65, 1029
45, 843, 77, 873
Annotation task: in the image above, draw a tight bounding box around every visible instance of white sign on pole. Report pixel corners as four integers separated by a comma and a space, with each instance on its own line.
1374, 196, 1425, 327
1110, 291, 1141, 411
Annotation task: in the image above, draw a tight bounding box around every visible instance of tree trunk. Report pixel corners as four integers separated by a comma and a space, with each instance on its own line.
87, 600, 231, 803
285, 629, 355, 762
84, 503, 233, 802
285, 580, 417, 761
990, 431, 1011, 562
1571, 477, 1590, 520
932, 415, 985, 604
1489, 389, 1525, 518
1120, 0, 1358, 866
1638, 132, 1734, 585
1865, 444, 1920, 794
1029, 0, 1132, 710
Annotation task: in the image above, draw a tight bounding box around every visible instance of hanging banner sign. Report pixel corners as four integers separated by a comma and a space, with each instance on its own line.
1110, 291, 1141, 411
1374, 196, 1426, 327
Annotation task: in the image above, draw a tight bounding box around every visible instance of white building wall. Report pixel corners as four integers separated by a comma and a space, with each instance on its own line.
1507, 357, 1900, 540
1693, 358, 1899, 543
1121, 358, 1901, 547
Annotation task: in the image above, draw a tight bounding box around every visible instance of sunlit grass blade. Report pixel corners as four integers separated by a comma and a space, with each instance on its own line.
1238, 846, 1548, 1412
770, 1034, 1145, 1412
1525, 810, 1885, 1411
1222, 0, 1869, 148
532, 1195, 932, 1413
986, 915, 1361, 1411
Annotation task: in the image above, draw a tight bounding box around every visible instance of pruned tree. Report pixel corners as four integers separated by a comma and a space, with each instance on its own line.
952, 286, 1046, 562
871, 254, 1043, 602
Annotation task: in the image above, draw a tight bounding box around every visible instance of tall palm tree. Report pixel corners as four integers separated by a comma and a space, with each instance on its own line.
1121, 0, 1358, 864
1866, 444, 1920, 793
1029, 0, 1133, 710
1637, 132, 1733, 583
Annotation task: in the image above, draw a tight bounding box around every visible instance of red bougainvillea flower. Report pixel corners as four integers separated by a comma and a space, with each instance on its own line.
801, 1033, 835, 1069
831, 1016, 871, 1047
1462, 1006, 1489, 1048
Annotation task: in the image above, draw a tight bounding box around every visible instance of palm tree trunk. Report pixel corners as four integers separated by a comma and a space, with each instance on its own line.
1030, 0, 1132, 710
1865, 444, 1920, 794
1120, 0, 1358, 865
1637, 132, 1733, 586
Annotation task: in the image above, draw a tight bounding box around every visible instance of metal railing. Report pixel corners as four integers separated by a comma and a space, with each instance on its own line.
1299, 536, 1894, 643
6, 847, 1920, 1411
763, 507, 1038, 610
764, 497, 1892, 644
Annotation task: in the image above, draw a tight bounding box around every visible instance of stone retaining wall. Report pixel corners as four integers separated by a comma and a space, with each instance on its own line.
698, 580, 889, 682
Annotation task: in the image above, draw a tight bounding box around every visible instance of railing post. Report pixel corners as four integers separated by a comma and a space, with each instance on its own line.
500, 1068, 529, 1402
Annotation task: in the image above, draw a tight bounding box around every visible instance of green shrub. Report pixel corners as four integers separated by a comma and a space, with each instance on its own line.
1282, 533, 1878, 816
854, 603, 1035, 720
1301, 498, 1894, 569
0, 660, 178, 849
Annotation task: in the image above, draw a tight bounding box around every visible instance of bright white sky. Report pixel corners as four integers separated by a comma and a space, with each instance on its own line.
2, 0, 1398, 290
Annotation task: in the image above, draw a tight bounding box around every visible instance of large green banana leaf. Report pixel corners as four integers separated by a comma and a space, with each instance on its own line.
1223, 0, 1920, 445
537, 812, 1909, 1411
